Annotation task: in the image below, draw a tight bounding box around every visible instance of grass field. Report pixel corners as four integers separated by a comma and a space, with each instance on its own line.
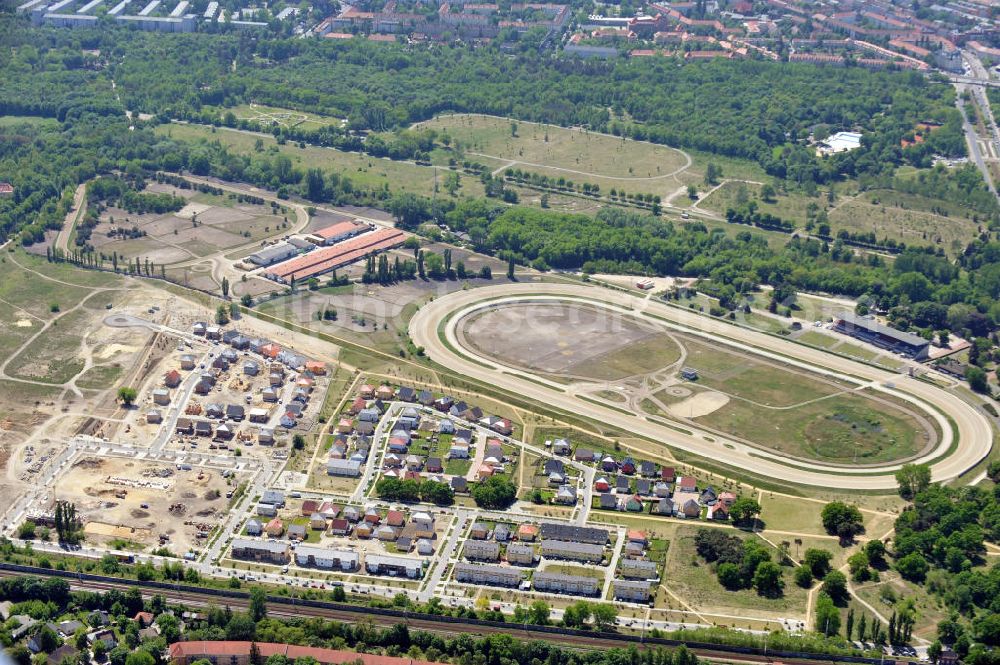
665, 525, 808, 618
759, 493, 897, 537
543, 563, 607, 579
419, 114, 689, 200
681, 337, 850, 407
797, 331, 839, 349
853, 572, 947, 643
531, 426, 614, 454
828, 189, 978, 257
698, 180, 820, 226
0, 115, 61, 130
670, 334, 931, 464
787, 293, 846, 322
696, 391, 926, 465
696, 171, 980, 258
568, 334, 682, 380
0, 253, 115, 365
76, 363, 124, 391
157, 123, 485, 199
228, 103, 344, 130
682, 150, 771, 187
7, 307, 90, 384
421, 114, 689, 178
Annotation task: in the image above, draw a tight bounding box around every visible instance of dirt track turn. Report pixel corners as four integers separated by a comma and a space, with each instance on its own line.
409, 283, 993, 491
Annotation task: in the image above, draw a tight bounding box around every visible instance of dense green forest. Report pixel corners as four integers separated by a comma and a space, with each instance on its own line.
2, 17, 1000, 351
879, 468, 1000, 665
0, 15, 967, 185
115, 32, 964, 183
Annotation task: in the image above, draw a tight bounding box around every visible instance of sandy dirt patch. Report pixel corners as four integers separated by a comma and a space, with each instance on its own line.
461, 302, 662, 376
176, 203, 213, 219
84, 521, 153, 540
95, 343, 140, 360
591, 273, 678, 292
15, 319, 32, 328
55, 455, 234, 555
667, 391, 729, 418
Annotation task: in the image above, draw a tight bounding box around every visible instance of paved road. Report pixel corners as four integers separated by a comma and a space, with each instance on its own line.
409, 283, 993, 490
956, 52, 1000, 200
54, 184, 87, 254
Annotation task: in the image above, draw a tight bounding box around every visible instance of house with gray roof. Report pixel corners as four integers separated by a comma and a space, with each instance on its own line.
541, 540, 604, 563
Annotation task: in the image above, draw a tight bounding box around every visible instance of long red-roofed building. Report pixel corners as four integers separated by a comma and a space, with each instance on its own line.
265, 228, 407, 283
311, 220, 366, 245
169, 642, 443, 665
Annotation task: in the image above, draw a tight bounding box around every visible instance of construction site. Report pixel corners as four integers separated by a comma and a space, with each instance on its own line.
50, 455, 236, 555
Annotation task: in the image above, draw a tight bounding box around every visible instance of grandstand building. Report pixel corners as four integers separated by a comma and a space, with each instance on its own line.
833, 312, 930, 360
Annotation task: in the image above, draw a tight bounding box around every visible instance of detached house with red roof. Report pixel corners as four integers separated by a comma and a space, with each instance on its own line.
164, 369, 182, 388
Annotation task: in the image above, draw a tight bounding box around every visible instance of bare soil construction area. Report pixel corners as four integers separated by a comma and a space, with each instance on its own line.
57, 456, 233, 556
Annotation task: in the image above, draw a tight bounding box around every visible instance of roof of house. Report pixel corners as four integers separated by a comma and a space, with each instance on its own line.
232, 538, 287, 554
168, 642, 443, 665
540, 522, 608, 544
541, 540, 603, 556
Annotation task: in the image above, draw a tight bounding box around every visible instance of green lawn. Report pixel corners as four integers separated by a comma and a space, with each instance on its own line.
788, 293, 844, 322
156, 122, 484, 199
531, 426, 612, 455
665, 525, 809, 616
797, 331, 839, 349
829, 188, 978, 258
445, 458, 471, 476
76, 363, 124, 390
696, 170, 980, 259
543, 563, 607, 579
835, 343, 880, 362
0, 115, 61, 130
695, 391, 928, 465
698, 180, 823, 226
225, 103, 344, 130
418, 114, 688, 200
680, 336, 849, 407
420, 114, 689, 179
4, 300, 98, 385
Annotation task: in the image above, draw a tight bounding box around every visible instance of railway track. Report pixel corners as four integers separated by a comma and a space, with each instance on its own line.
0, 570, 869, 665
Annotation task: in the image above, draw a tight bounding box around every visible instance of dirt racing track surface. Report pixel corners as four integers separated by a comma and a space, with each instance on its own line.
409, 283, 993, 490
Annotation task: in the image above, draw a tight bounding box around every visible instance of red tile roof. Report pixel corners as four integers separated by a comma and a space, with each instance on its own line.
169, 642, 444, 665
314, 221, 361, 240
267, 228, 407, 281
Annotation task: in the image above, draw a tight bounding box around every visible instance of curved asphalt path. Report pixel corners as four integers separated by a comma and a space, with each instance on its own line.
409, 283, 993, 491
